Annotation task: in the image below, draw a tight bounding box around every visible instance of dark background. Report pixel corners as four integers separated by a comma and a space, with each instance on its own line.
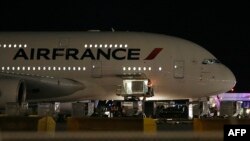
0, 1, 249, 92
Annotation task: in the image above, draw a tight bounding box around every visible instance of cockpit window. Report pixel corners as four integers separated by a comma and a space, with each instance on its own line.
202, 59, 220, 64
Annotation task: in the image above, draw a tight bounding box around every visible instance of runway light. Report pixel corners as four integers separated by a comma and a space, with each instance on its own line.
246, 109, 250, 114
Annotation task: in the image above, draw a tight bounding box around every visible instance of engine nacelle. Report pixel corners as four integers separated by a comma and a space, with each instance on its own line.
0, 79, 26, 108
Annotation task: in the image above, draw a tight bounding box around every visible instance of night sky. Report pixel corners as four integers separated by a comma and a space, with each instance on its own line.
0, 1, 249, 92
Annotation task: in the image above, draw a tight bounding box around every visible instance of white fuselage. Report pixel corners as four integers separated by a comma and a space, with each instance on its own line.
0, 31, 236, 102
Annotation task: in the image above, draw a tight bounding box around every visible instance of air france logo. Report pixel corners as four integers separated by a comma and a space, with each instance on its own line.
224, 125, 249, 140
13, 48, 163, 60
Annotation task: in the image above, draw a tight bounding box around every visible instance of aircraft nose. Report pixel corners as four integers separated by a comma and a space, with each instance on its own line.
223, 66, 236, 90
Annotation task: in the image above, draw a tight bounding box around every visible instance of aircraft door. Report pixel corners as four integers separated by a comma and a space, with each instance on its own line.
173, 60, 184, 78
91, 61, 102, 78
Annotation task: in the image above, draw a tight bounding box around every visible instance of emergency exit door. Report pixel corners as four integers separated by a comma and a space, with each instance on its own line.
91, 61, 102, 78
173, 60, 184, 78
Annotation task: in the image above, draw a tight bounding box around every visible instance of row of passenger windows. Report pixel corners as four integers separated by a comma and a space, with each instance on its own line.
84, 44, 128, 48
123, 67, 163, 71
1, 66, 86, 71
0, 43, 128, 49
0, 44, 28, 48
1, 66, 163, 71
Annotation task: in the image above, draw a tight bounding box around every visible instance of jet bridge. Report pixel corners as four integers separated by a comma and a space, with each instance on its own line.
116, 73, 154, 100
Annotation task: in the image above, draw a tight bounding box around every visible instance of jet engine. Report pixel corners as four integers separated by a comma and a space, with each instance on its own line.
0, 79, 26, 108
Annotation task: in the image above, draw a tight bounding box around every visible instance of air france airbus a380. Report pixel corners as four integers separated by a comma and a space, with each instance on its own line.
0, 31, 236, 108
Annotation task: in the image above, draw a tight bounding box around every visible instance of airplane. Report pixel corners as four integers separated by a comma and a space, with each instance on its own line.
0, 31, 236, 109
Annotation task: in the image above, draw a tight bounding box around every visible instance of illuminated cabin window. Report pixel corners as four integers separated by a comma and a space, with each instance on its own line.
23, 67, 26, 71
133, 67, 136, 71
33, 67, 36, 71
63, 67, 66, 71
100, 44, 103, 48
53, 67, 56, 71
9, 44, 12, 48
119, 44, 123, 48
58, 67, 61, 71
123, 67, 126, 71
125, 44, 128, 48
138, 67, 141, 71
109, 44, 112, 48
128, 67, 131, 71
14, 44, 17, 48
83, 67, 86, 71
143, 67, 146, 71
115, 44, 118, 48
4, 44, 6, 48
105, 44, 108, 48
149, 67, 152, 71
78, 67, 81, 71
73, 67, 76, 71
89, 44, 92, 48
2, 67, 4, 70
48, 67, 51, 71
84, 44, 87, 48
43, 67, 46, 70
24, 44, 27, 48
68, 67, 71, 71
38, 67, 41, 70
159, 67, 162, 71
17, 67, 20, 70
95, 44, 97, 48
27, 67, 30, 71
19, 44, 22, 48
